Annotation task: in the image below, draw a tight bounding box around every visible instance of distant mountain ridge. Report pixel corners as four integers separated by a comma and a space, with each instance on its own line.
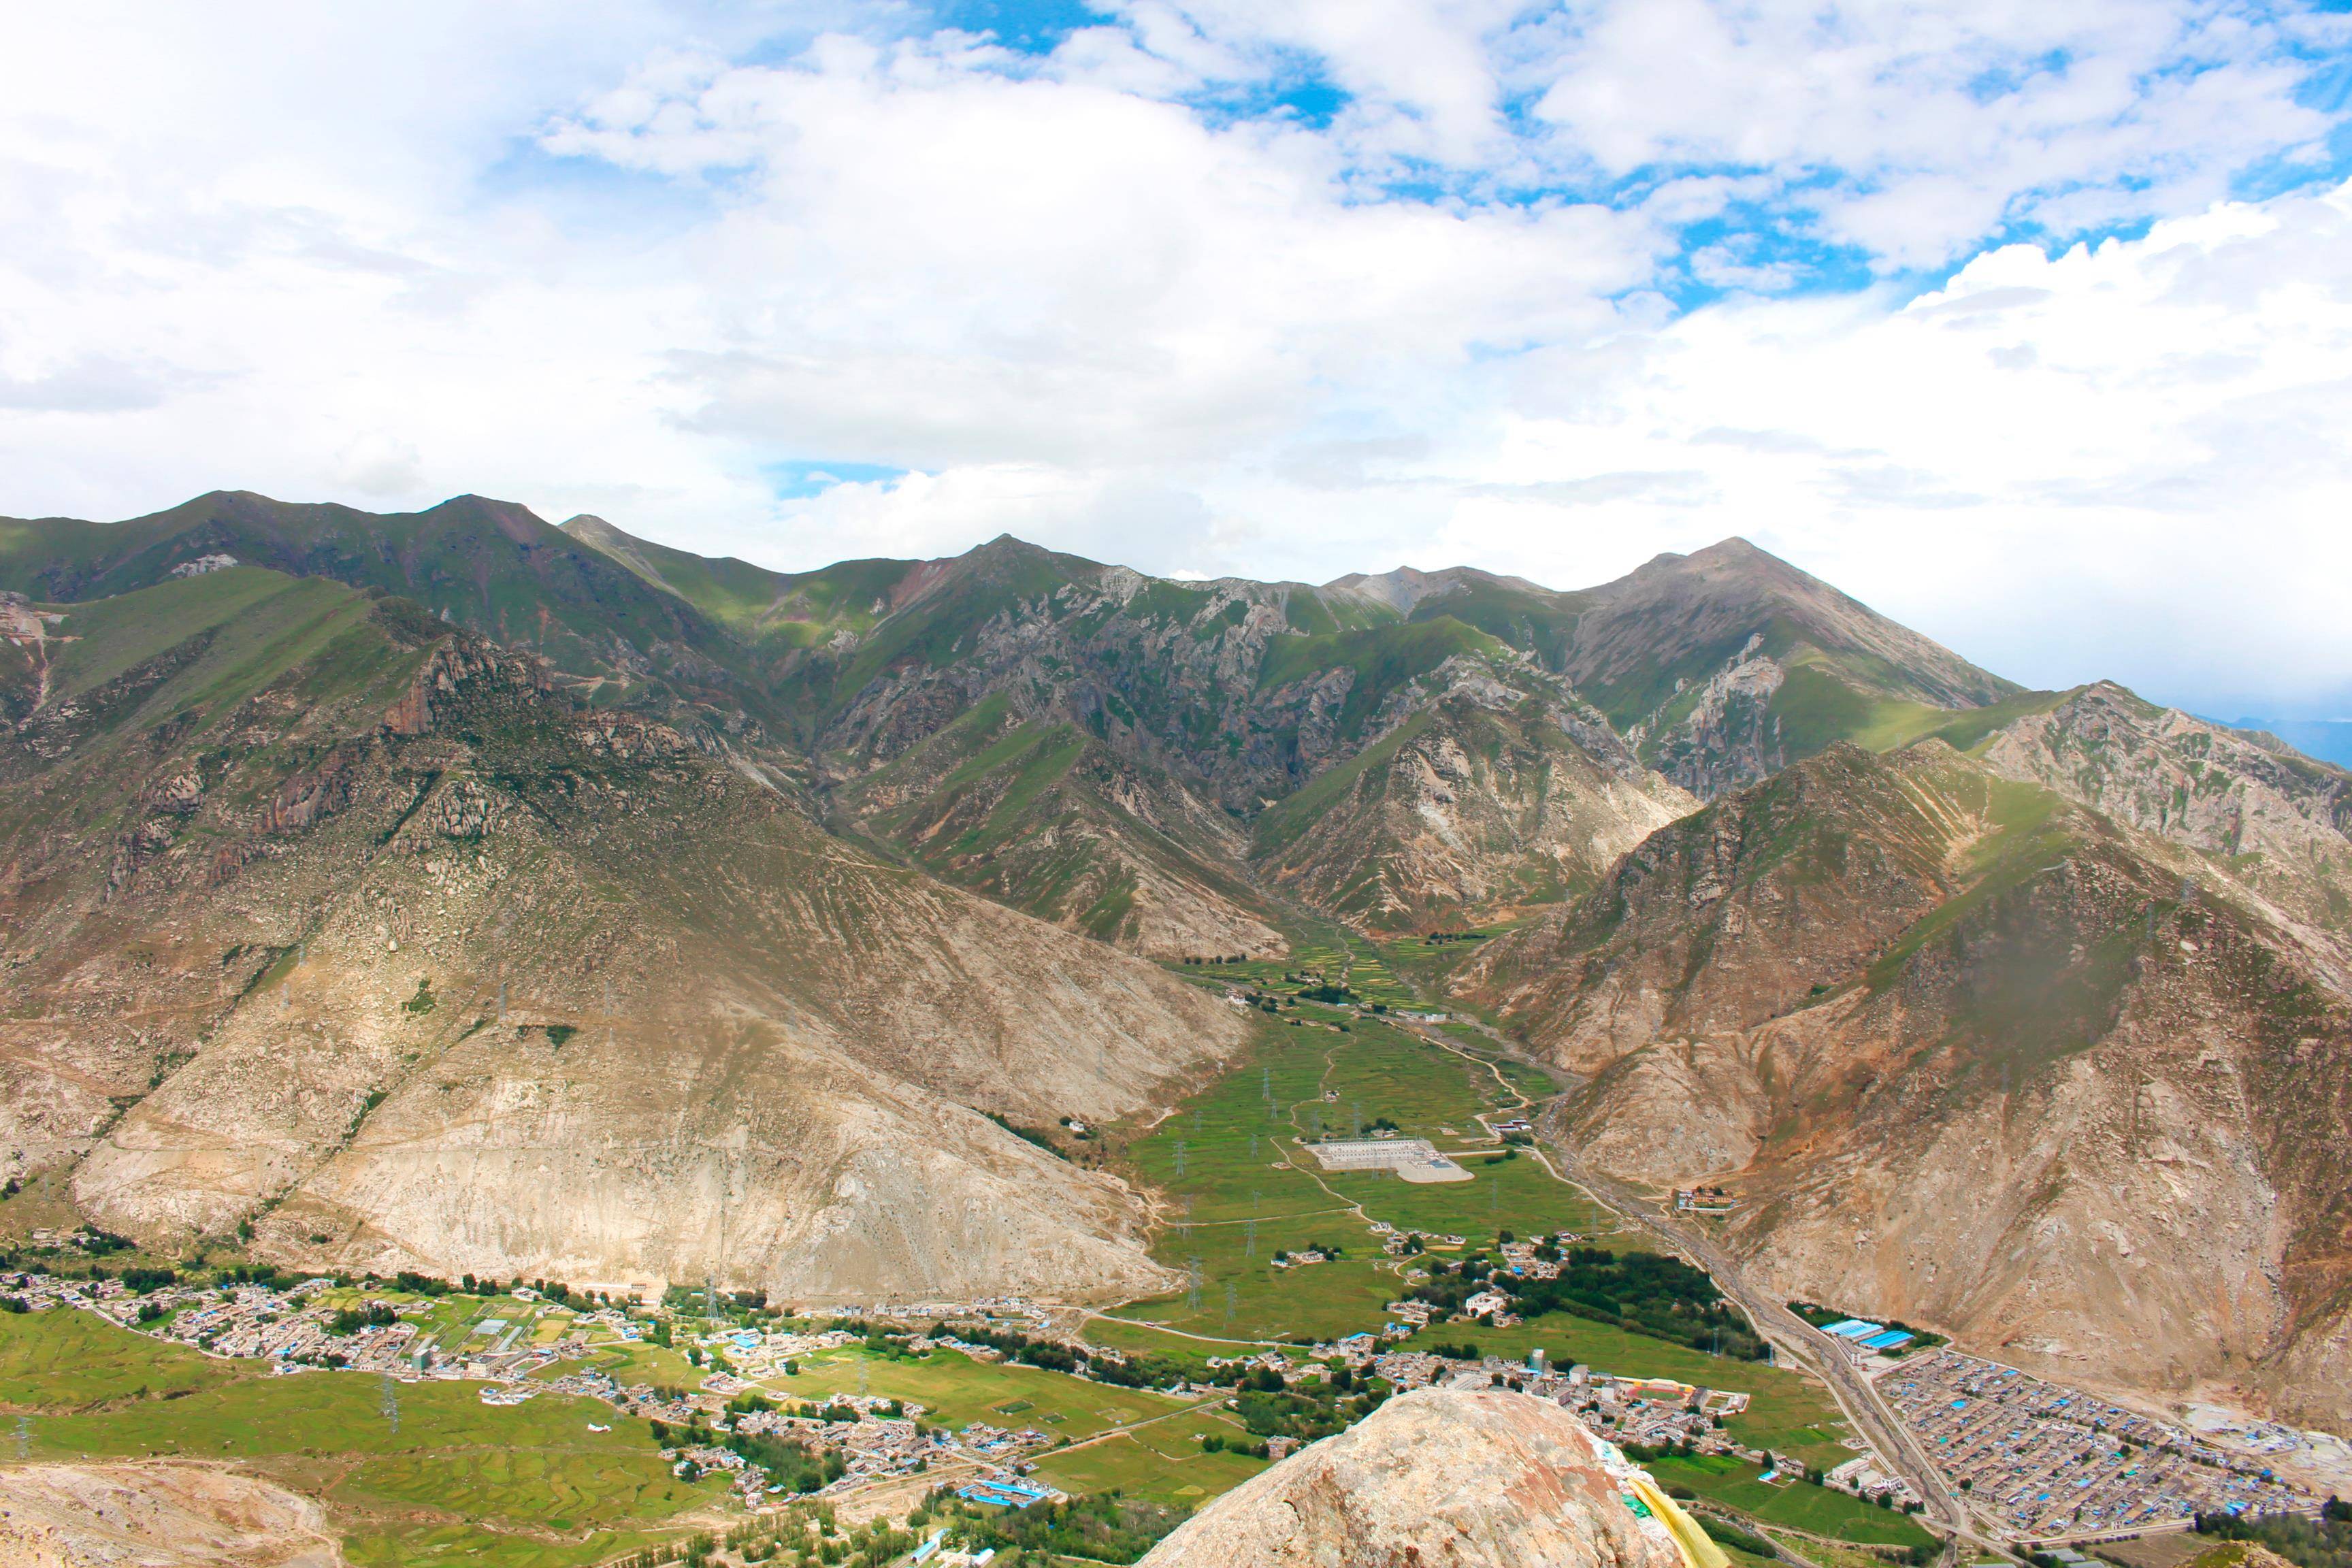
11, 491, 2341, 949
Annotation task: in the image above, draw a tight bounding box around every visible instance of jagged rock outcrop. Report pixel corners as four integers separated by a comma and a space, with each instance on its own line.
1251, 687, 1695, 932
1639, 650, 1788, 799
1458, 742, 2352, 1431
1982, 682, 2352, 966
1139, 1388, 1701, 1568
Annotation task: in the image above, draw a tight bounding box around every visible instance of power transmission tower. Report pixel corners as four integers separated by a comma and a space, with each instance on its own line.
12, 1415, 27, 1459
379, 1373, 400, 1433
1174, 1140, 1186, 1179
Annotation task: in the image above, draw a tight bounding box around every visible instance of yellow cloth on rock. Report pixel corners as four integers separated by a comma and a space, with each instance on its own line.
1627, 1473, 1733, 1568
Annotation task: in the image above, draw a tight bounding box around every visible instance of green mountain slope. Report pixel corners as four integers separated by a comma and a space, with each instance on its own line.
0, 491, 766, 723
833, 693, 1286, 958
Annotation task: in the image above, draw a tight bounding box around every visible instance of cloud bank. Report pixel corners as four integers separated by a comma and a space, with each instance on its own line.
1, 1, 2349, 718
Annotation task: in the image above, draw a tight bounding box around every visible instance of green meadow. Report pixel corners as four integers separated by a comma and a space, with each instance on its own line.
746, 1340, 1273, 1508
1648, 1454, 1938, 1550
1026, 1412, 1269, 1507
1101, 1006, 1857, 1467
0, 1309, 717, 1567
771, 1343, 1192, 1441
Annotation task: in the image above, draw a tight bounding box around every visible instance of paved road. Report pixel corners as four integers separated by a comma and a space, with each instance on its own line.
1537, 1125, 2008, 1566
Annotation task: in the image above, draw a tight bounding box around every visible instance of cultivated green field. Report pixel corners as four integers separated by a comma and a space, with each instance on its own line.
1101, 1009, 1855, 1466
0, 1303, 244, 1408
0, 1310, 718, 1567
772, 1343, 1192, 1440
1650, 1454, 1938, 1550
1026, 1415, 1269, 1507
736, 1336, 1275, 1507
1110, 1012, 1627, 1344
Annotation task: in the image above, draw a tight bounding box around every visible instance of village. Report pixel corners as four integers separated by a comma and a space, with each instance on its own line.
1, 1259, 1784, 1520
16, 1234, 2326, 1557
1878, 1349, 2315, 1541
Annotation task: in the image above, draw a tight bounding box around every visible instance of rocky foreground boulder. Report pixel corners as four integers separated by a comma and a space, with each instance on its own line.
0, 1460, 342, 1566
1140, 1387, 1725, 1568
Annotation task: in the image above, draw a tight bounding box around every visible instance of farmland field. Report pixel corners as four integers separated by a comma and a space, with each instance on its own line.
0, 1309, 718, 1567
1649, 1454, 1938, 1550
1100, 1010, 1852, 1467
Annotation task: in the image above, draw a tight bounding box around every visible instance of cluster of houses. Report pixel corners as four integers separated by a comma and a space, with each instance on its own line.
1193, 1339, 1752, 1460
1881, 1350, 2315, 1539
2, 1269, 584, 1385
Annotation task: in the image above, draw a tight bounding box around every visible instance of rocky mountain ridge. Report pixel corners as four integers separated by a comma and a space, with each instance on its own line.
1454, 741, 2352, 1430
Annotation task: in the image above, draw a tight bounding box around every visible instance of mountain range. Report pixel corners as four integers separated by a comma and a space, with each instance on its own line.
2, 489, 2349, 1433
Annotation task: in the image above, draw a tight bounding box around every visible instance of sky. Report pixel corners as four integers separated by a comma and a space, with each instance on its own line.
3, 3, 2352, 723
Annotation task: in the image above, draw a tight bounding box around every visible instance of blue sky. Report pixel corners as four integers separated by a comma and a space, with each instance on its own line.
3, 1, 2352, 719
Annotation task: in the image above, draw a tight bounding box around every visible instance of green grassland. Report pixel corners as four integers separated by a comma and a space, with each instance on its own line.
766, 1343, 1189, 1441
1322, 1151, 1611, 1241
762, 1341, 1273, 1507
0, 1304, 244, 1409
1026, 1415, 1269, 1507
1101, 1014, 1856, 1463
0, 1309, 717, 1567
1760, 661, 2066, 767
544, 1334, 710, 1394
1648, 1454, 1938, 1550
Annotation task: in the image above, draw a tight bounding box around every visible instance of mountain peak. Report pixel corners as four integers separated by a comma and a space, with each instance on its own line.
1321, 563, 1543, 615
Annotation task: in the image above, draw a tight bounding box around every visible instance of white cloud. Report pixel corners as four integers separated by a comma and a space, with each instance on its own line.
0, 3, 2347, 719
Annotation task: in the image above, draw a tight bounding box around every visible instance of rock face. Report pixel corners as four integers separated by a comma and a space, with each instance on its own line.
1139, 1388, 1697, 1568
834, 696, 1286, 959
0, 569, 1244, 1303
1456, 743, 2352, 1431
1250, 687, 1696, 932
0, 1460, 342, 1567
1981, 682, 2352, 969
